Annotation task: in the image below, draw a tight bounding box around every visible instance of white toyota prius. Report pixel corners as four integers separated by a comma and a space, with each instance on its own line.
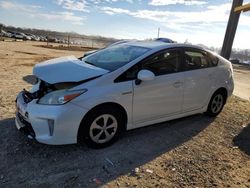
15, 41, 234, 148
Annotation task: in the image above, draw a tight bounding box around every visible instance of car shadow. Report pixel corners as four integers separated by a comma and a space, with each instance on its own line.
0, 114, 214, 187
233, 123, 250, 156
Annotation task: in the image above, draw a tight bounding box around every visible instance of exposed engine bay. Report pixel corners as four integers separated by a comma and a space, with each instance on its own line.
22, 75, 98, 103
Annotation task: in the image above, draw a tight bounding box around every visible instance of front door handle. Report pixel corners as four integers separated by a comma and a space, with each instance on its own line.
173, 81, 183, 88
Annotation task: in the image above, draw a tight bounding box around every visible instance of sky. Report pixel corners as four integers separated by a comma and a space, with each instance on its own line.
0, 0, 249, 49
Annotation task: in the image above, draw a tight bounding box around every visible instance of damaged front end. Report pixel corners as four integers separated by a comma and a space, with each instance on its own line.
15, 90, 36, 139
15, 75, 97, 139
15, 55, 108, 143
22, 77, 86, 102
15, 90, 35, 138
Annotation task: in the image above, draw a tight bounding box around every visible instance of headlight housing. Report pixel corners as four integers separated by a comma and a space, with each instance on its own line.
38, 89, 87, 105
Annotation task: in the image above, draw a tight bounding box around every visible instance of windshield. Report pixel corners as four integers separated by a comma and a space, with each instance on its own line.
82, 45, 150, 71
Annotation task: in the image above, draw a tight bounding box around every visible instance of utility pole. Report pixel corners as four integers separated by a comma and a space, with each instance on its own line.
221, 0, 243, 60
157, 27, 160, 38
67, 35, 70, 48
0, 25, 2, 41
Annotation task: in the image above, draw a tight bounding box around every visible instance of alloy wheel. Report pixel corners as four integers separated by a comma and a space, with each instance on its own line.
89, 114, 118, 144
211, 94, 224, 114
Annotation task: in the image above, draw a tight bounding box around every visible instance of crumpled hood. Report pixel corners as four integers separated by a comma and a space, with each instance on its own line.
33, 56, 109, 84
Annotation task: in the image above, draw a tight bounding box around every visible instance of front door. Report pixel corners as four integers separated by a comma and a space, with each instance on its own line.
132, 49, 184, 124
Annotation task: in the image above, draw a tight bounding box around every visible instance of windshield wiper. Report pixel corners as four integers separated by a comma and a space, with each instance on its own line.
84, 60, 95, 66
83, 60, 110, 72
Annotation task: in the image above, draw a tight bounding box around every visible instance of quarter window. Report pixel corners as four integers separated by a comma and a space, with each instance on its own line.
207, 53, 219, 66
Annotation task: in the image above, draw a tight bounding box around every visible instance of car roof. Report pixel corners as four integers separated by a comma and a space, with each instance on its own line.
122, 40, 205, 51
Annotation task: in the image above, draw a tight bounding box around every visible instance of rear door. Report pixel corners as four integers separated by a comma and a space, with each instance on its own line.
182, 48, 217, 112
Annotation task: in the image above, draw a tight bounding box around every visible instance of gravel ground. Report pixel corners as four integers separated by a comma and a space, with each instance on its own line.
0, 41, 249, 187
233, 64, 250, 101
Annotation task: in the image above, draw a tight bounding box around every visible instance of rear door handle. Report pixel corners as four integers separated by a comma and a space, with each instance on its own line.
173, 81, 183, 88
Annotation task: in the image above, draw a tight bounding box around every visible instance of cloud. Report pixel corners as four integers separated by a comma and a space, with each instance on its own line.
101, 7, 131, 15
0, 1, 42, 12
56, 0, 89, 12
0, 1, 85, 25
100, 3, 250, 29
55, 0, 134, 11
39, 12, 85, 25
89, 0, 133, 4
100, 2, 250, 46
149, 0, 208, 6
100, 2, 250, 48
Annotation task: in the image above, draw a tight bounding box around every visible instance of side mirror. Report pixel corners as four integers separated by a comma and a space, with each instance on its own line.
136, 69, 155, 85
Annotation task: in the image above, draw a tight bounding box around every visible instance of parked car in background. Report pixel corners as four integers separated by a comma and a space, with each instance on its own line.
25, 34, 35, 41
33, 35, 40, 41
230, 59, 240, 64
8, 31, 24, 39
15, 41, 234, 148
20, 33, 31, 40
1, 29, 12, 38
39, 36, 47, 42
47, 37, 58, 43
26, 34, 40, 41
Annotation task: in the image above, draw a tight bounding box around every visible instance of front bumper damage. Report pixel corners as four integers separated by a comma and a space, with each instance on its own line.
15, 91, 88, 145
16, 112, 36, 139
15, 91, 36, 139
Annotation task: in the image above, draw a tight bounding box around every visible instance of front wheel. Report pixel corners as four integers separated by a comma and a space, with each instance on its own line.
78, 107, 124, 148
205, 91, 226, 117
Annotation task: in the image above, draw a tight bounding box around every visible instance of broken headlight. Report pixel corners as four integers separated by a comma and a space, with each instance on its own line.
23, 75, 39, 85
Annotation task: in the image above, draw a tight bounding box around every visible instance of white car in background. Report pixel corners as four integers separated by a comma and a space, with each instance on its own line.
20, 33, 32, 40
1, 30, 12, 38
15, 41, 234, 148
8, 31, 24, 39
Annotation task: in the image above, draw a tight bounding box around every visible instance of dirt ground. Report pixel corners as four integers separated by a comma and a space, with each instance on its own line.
233, 64, 250, 101
0, 41, 249, 187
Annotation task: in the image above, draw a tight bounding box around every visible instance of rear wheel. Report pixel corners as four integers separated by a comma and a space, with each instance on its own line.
78, 106, 124, 148
206, 91, 226, 117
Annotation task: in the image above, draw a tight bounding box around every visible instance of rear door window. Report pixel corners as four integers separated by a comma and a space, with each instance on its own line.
184, 50, 210, 70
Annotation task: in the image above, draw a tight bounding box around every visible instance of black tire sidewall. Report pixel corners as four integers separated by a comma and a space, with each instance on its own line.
78, 107, 124, 149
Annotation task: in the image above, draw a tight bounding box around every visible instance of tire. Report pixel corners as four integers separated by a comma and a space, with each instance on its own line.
205, 90, 226, 117
78, 106, 124, 149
